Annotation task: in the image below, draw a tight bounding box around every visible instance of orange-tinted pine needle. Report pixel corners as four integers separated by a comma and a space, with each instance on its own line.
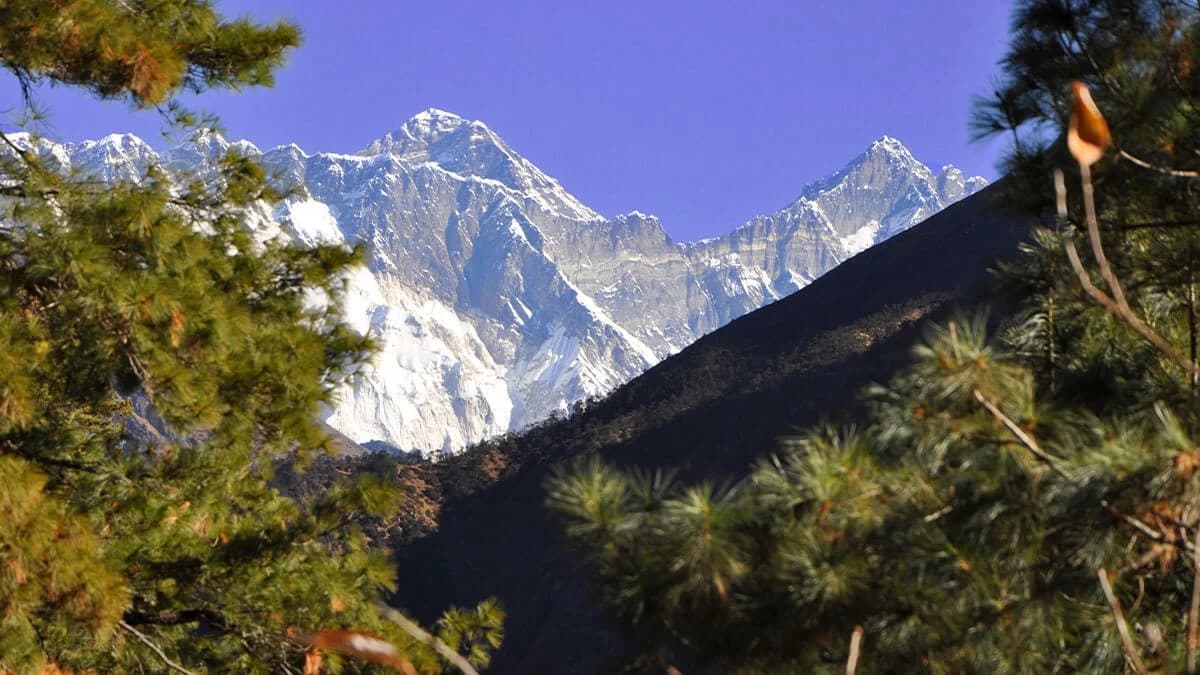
1068, 81, 1111, 167
308, 630, 417, 675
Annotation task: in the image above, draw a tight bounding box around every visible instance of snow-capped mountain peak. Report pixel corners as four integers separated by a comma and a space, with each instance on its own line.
74, 132, 152, 156
50, 124, 987, 457
359, 109, 601, 223
363, 108, 488, 158
156, 129, 262, 177
411, 106, 468, 124
867, 134, 917, 158
69, 132, 158, 181
392, 107, 474, 146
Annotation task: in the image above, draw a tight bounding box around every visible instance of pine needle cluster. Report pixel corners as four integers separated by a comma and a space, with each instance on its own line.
549, 1, 1200, 672
0, 3, 502, 673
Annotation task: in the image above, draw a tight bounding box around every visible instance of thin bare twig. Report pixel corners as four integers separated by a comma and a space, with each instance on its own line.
375, 603, 480, 675
846, 625, 864, 675
1096, 568, 1149, 675
923, 505, 953, 523
0, 129, 31, 161
1098, 499, 1180, 546
1128, 575, 1146, 615
965, 305, 1197, 552
118, 620, 197, 675
1080, 163, 1129, 308
1054, 169, 1200, 378
1119, 148, 1200, 178
972, 388, 1072, 479
1063, 237, 1196, 371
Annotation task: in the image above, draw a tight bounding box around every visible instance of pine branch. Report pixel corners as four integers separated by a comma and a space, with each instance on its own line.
1054, 169, 1200, 378
0, 440, 100, 474
1119, 148, 1200, 178
118, 621, 198, 675
1099, 500, 1189, 548
1080, 163, 1129, 309
375, 603, 480, 675
1062, 237, 1197, 372
1096, 569, 1148, 675
971, 376, 1198, 555
0, 129, 31, 161
971, 388, 1071, 479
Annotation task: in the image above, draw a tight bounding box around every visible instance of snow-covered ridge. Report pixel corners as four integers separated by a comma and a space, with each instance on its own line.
53, 113, 986, 457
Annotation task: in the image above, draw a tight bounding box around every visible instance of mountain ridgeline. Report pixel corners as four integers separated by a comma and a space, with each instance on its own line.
383, 179, 1033, 673
54, 110, 985, 456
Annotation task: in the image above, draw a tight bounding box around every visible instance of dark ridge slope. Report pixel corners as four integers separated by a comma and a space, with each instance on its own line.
391, 181, 1036, 673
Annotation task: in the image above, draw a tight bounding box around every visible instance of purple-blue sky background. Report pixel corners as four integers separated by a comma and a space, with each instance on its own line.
4, 1, 1015, 241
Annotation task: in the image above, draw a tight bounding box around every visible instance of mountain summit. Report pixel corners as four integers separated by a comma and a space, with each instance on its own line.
62, 112, 986, 455
363, 109, 601, 222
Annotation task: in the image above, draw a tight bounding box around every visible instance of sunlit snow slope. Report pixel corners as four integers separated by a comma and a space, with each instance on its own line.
56, 111, 985, 456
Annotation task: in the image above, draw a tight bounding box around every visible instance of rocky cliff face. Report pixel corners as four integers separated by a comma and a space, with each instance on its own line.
552, 135, 988, 352
52, 110, 986, 456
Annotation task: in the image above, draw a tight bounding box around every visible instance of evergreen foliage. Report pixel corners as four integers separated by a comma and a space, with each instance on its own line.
0, 3, 500, 672
549, 1, 1200, 671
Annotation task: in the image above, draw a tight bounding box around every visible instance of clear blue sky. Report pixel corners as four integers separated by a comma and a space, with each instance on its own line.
6, 1, 1015, 241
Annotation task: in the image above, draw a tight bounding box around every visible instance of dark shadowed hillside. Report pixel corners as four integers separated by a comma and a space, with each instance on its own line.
384, 181, 1036, 673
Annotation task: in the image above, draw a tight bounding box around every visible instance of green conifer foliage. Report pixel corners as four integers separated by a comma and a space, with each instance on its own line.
0, 3, 502, 672
549, 1, 1200, 672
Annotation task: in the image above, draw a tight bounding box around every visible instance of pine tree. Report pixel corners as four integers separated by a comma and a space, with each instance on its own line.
0, 2, 501, 673
549, 1, 1200, 672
